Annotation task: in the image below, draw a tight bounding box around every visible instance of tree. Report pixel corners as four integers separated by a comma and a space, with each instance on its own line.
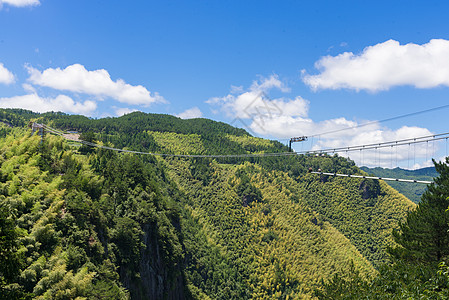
0, 203, 24, 299
234, 169, 262, 207
79, 130, 96, 154
391, 157, 449, 263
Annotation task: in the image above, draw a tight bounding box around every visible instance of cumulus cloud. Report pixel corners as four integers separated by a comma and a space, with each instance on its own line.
250, 74, 290, 93
0, 94, 97, 115
303, 39, 449, 92
26, 64, 166, 106
253, 114, 436, 168
207, 75, 305, 122
114, 107, 138, 117
0, 63, 15, 84
0, 0, 39, 7
209, 75, 435, 167
316, 125, 435, 168
176, 107, 203, 119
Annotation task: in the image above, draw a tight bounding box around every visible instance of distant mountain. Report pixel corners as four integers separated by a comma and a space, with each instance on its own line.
360, 166, 438, 203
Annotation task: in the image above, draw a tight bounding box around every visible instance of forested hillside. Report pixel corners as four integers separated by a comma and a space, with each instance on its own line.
361, 166, 437, 203
0, 109, 416, 299
317, 158, 449, 298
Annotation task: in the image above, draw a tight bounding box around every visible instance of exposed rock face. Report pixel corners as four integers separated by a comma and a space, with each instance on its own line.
121, 224, 186, 300
359, 179, 381, 200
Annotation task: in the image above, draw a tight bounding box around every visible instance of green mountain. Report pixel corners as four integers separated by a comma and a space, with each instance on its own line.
0, 109, 416, 299
360, 166, 438, 203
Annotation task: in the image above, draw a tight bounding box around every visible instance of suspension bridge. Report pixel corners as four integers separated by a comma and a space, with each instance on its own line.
33, 123, 447, 184
309, 172, 433, 184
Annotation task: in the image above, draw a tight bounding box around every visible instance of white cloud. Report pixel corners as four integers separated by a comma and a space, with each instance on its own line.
247, 115, 365, 139
411, 159, 435, 170
254, 114, 436, 167
0, 63, 15, 84
250, 74, 290, 93
26, 64, 166, 106
0, 93, 97, 115
114, 107, 138, 117
248, 110, 436, 167
0, 0, 39, 7
207, 75, 304, 121
209, 75, 436, 168
176, 107, 203, 119
316, 126, 434, 168
22, 83, 36, 93
303, 39, 449, 92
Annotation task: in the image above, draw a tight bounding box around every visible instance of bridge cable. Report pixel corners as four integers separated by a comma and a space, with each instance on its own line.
310, 172, 432, 184
39, 123, 438, 184
309, 103, 449, 138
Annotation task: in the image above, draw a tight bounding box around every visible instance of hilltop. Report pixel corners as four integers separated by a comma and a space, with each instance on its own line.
0, 109, 416, 299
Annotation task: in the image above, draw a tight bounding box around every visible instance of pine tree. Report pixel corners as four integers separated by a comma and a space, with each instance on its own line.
391, 157, 449, 262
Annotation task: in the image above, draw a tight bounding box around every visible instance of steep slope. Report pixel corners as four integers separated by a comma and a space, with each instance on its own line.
0, 109, 416, 299
0, 129, 188, 299
164, 158, 376, 299
297, 172, 415, 267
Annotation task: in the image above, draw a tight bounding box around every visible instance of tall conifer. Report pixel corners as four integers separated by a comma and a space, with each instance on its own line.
392, 157, 449, 262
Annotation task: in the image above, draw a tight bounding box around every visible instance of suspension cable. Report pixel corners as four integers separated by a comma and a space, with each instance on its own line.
309, 103, 449, 138
310, 172, 432, 184
39, 123, 448, 160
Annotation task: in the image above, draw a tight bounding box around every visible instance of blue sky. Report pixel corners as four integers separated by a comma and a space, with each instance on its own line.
1, 0, 449, 168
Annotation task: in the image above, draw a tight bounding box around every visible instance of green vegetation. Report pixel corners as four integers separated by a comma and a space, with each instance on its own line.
0, 130, 185, 299
298, 172, 415, 268
316, 158, 449, 299
392, 159, 449, 262
0, 109, 420, 299
168, 159, 377, 298
361, 166, 438, 203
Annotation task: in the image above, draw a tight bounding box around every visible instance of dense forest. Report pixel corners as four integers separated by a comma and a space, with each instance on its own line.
2, 109, 447, 299
317, 158, 449, 298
